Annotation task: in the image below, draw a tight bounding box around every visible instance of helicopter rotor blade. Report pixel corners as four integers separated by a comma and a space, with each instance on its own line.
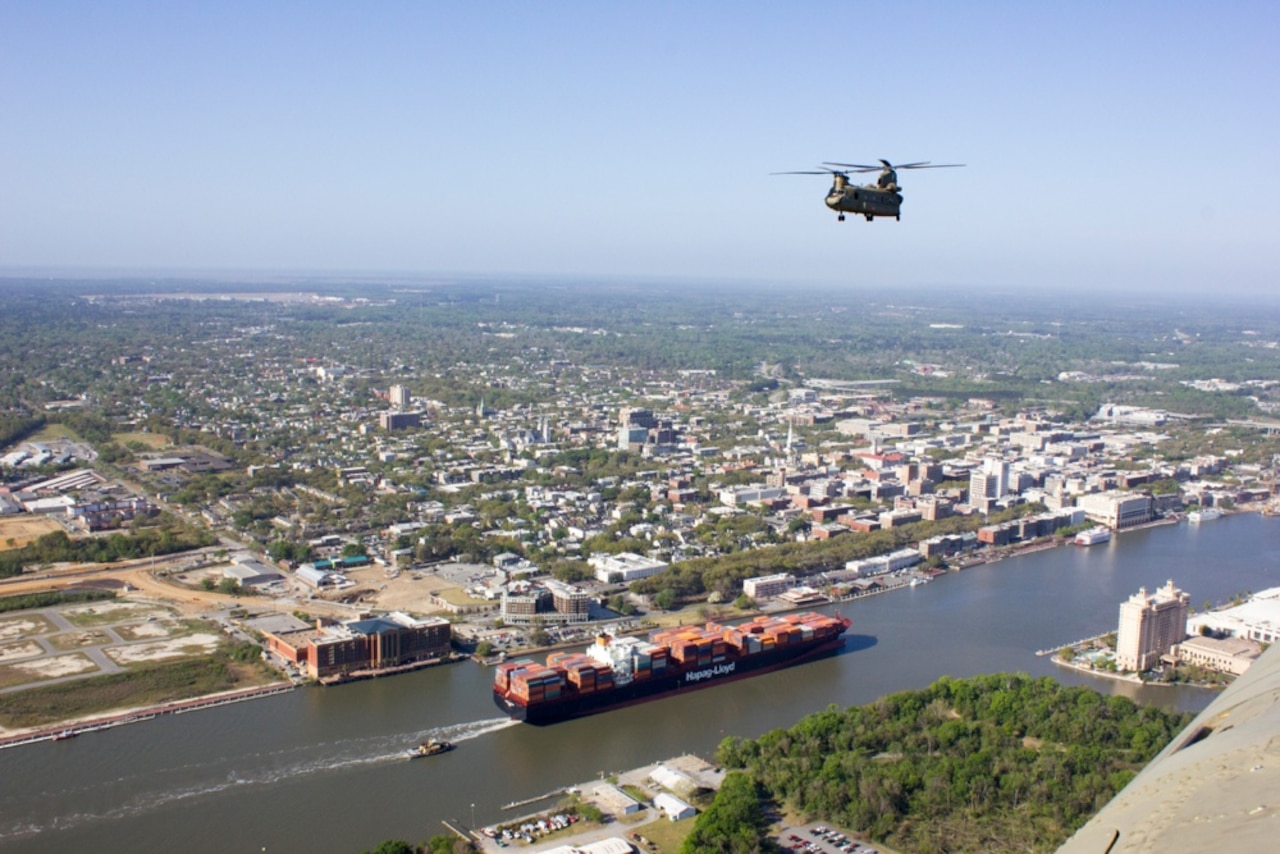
771, 168, 848, 176
823, 162, 881, 172
823, 160, 965, 171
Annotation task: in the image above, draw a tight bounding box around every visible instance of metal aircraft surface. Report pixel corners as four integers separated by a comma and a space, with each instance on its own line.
775, 159, 963, 221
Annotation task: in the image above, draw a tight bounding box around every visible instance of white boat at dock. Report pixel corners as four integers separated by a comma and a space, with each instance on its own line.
1188, 508, 1223, 524
1074, 527, 1112, 546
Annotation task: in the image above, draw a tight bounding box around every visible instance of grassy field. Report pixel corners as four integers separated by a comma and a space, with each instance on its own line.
29, 423, 84, 443
427, 585, 489, 607
636, 815, 696, 853
0, 655, 275, 729
112, 431, 172, 449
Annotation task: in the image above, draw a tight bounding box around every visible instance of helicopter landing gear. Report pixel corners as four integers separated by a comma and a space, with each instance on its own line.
895, 214, 900, 221
865, 214, 873, 221
837, 213, 845, 222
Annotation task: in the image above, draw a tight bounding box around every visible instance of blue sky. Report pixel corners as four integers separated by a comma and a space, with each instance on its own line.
2, 1, 1278, 292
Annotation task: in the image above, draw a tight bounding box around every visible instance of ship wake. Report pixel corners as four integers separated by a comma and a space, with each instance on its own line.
0, 717, 519, 842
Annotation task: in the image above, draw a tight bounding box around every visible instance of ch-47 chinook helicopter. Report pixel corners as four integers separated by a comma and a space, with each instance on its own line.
775, 159, 963, 221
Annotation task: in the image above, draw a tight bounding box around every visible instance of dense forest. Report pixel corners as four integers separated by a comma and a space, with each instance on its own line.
698, 673, 1192, 854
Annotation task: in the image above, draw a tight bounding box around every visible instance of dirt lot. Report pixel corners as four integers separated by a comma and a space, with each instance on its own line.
0, 640, 44, 663
0, 514, 64, 549
330, 564, 490, 616
115, 620, 175, 641
61, 600, 167, 627
49, 630, 111, 650
0, 614, 55, 641
104, 632, 222, 665
0, 652, 97, 688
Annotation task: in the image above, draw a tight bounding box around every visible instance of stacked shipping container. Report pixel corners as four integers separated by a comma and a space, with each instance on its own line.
495, 612, 844, 700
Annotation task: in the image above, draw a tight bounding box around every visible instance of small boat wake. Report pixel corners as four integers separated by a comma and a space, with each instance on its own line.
420, 716, 519, 744
0, 717, 520, 842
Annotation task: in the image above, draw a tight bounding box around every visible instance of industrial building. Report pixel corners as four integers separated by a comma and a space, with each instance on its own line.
1076, 490, 1153, 530
653, 792, 697, 821
1186, 585, 1280, 644
742, 572, 796, 600
589, 552, 668, 584
1173, 635, 1260, 676
262, 612, 451, 681
221, 555, 285, 589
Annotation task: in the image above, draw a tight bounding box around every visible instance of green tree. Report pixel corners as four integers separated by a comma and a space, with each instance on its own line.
363, 841, 417, 854
680, 772, 773, 854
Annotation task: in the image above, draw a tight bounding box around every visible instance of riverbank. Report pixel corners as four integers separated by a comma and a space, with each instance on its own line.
1049, 655, 1145, 686
0, 511, 1209, 749
8, 512, 1273, 854
466, 754, 723, 854
0, 681, 295, 750
316, 652, 464, 685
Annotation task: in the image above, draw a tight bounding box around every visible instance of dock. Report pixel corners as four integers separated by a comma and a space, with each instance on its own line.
502, 787, 567, 810
1036, 632, 1110, 657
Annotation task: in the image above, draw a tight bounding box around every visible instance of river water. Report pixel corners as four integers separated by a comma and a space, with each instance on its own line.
2, 514, 1278, 853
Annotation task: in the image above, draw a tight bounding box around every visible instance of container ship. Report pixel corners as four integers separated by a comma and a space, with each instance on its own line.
493, 611, 850, 725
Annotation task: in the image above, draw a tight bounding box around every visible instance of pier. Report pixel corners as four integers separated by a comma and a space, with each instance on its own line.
501, 787, 568, 811
1036, 632, 1110, 657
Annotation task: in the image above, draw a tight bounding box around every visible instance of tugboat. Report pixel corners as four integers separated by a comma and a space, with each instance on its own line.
406, 738, 454, 759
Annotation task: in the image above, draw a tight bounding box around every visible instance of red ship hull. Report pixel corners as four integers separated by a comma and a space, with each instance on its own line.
494, 613, 850, 725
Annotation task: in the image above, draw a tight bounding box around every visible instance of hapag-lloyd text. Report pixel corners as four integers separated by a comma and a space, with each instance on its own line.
684, 662, 736, 683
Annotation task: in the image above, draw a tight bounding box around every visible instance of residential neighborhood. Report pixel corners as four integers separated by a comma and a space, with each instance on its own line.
4, 299, 1277, 676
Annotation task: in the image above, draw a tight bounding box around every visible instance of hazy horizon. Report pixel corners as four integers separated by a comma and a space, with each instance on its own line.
3, 3, 1278, 294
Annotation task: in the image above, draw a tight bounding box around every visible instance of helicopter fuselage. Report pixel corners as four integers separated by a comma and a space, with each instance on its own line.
777, 159, 959, 221
825, 176, 903, 221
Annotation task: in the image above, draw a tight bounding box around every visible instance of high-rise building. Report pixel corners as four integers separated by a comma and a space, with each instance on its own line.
620, 406, 656, 429
969, 457, 1009, 512
379, 411, 421, 430
389, 384, 411, 407
1116, 579, 1189, 672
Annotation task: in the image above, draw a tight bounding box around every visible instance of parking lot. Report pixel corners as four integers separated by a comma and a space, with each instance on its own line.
779, 824, 880, 854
